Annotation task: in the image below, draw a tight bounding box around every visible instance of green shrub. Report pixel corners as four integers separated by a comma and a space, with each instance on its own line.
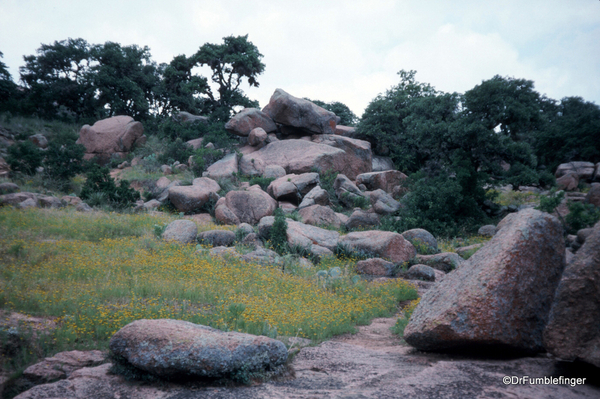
158, 138, 194, 165
190, 147, 225, 177
6, 140, 43, 175
270, 208, 288, 256
248, 176, 275, 191
536, 189, 565, 213
42, 131, 86, 184
565, 202, 600, 233
80, 164, 140, 209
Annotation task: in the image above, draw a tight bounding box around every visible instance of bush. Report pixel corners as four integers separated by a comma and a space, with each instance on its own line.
80, 164, 140, 209
190, 147, 225, 177
381, 171, 487, 237
565, 202, 600, 233
42, 131, 86, 183
6, 140, 43, 175
157, 138, 194, 165
270, 208, 288, 255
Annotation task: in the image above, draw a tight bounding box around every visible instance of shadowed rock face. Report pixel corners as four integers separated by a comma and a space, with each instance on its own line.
404, 208, 565, 354
544, 221, 600, 367
109, 319, 288, 380
225, 108, 277, 137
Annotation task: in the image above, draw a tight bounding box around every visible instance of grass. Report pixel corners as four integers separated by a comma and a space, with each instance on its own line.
438, 235, 491, 254
0, 207, 418, 377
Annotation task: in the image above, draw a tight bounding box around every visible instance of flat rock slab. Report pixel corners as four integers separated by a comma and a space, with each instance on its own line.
17, 319, 599, 399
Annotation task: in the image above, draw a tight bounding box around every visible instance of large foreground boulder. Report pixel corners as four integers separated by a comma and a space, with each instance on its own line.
215, 186, 277, 225
239, 139, 347, 177
109, 319, 288, 379
404, 209, 565, 353
168, 178, 220, 213
543, 221, 600, 367
339, 230, 415, 263
225, 108, 277, 137
77, 115, 145, 161
262, 89, 339, 135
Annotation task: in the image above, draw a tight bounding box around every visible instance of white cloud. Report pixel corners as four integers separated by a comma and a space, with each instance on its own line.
1, 0, 598, 115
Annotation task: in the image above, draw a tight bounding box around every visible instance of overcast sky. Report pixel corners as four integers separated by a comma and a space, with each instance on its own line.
1, 0, 599, 116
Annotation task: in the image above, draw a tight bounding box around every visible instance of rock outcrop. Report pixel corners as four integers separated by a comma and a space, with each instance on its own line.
77, 116, 146, 162
544, 221, 600, 367
168, 178, 220, 213
339, 230, 415, 263
224, 108, 277, 137
404, 209, 565, 354
214, 186, 277, 225
161, 220, 198, 244
262, 89, 340, 135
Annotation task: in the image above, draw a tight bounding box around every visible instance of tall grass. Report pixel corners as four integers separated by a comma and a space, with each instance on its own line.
0, 207, 418, 375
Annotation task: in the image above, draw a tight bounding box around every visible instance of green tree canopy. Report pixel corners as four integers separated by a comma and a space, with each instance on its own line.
0, 51, 18, 112
306, 99, 358, 126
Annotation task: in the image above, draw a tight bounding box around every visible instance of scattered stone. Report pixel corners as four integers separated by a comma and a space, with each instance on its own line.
23, 350, 106, 384
141, 199, 161, 211
586, 182, 600, 207
0, 191, 37, 206
544, 221, 600, 367
28, 134, 48, 149
117, 161, 129, 169
369, 189, 400, 215
186, 138, 204, 150
414, 252, 464, 273
339, 230, 415, 263
262, 164, 286, 179
267, 172, 319, 204
477, 224, 497, 237
356, 170, 407, 193
184, 213, 213, 226
76, 202, 92, 212
555, 161, 596, 180
241, 233, 263, 249
215, 186, 277, 225
0, 182, 19, 194
405, 209, 565, 353
299, 204, 342, 228
298, 185, 329, 209
37, 195, 64, 209
160, 165, 172, 175
371, 155, 395, 172
345, 208, 380, 230
333, 173, 366, 207
311, 134, 372, 179
61, 195, 82, 206
310, 245, 334, 260
556, 172, 579, 191
355, 258, 395, 276
225, 108, 277, 137
278, 201, 297, 214
239, 139, 347, 177
77, 115, 145, 163
248, 127, 268, 147
162, 220, 198, 244
18, 197, 37, 209
401, 229, 438, 254
197, 230, 236, 247
173, 164, 187, 173
205, 153, 238, 180
168, 177, 220, 213
286, 220, 340, 251
406, 264, 445, 282
262, 89, 339, 135
334, 125, 356, 137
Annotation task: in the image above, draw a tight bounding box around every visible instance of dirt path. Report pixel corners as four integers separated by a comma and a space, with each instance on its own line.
332, 314, 411, 354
